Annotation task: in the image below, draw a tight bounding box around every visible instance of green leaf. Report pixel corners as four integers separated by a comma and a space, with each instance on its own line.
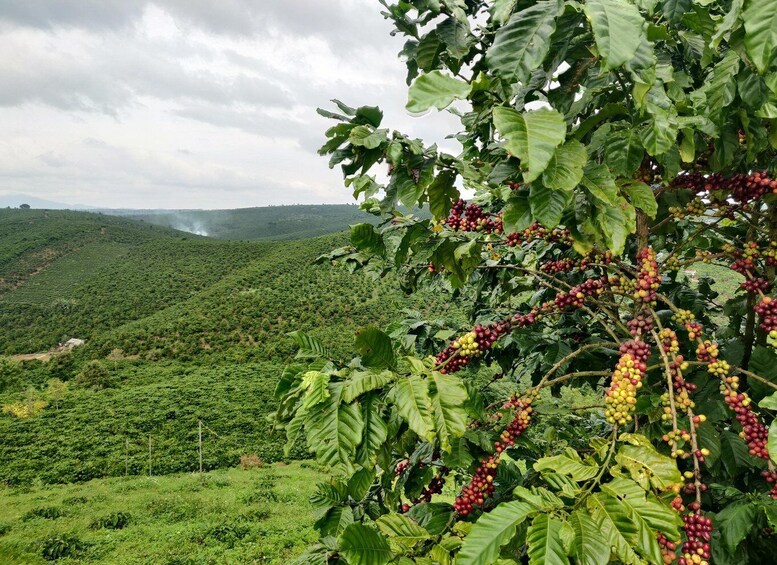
339, 523, 392, 565
457, 501, 535, 565
428, 171, 460, 219
534, 448, 599, 481
743, 0, 777, 74
343, 370, 396, 403
621, 181, 657, 219
642, 110, 678, 156
614, 443, 682, 490
604, 130, 644, 177
376, 514, 430, 549
437, 17, 472, 59
430, 372, 468, 452
393, 375, 435, 443
486, 0, 562, 82
490, 0, 517, 25
581, 163, 618, 205
542, 140, 588, 192
716, 500, 756, 553
349, 126, 388, 149
502, 194, 533, 232
493, 107, 567, 183
529, 184, 570, 228
316, 506, 355, 537
712, 0, 743, 49
585, 0, 646, 69
526, 514, 569, 565
569, 511, 611, 565
351, 223, 385, 255
357, 394, 388, 466
662, 0, 692, 24
288, 330, 332, 359
407, 71, 471, 113
355, 327, 396, 370
587, 493, 641, 565
302, 371, 331, 410
306, 383, 364, 471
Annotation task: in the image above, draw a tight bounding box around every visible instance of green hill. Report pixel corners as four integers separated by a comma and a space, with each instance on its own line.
0, 208, 456, 486
109, 204, 378, 241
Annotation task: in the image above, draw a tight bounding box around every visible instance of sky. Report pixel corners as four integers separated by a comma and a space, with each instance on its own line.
0, 1, 459, 209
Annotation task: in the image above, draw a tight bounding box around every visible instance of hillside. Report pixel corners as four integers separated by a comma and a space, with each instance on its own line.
0, 208, 457, 486
108, 204, 378, 241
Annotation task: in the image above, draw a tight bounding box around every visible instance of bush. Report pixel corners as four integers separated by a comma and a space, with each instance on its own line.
239, 454, 264, 470
40, 533, 83, 561
75, 360, 111, 390
90, 511, 131, 530
193, 522, 250, 548
23, 506, 63, 521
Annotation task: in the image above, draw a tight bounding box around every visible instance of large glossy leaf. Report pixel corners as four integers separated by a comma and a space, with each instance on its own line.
569, 511, 610, 565
585, 0, 646, 69
357, 394, 388, 466
614, 443, 683, 490
351, 223, 386, 255
493, 107, 566, 183
486, 0, 562, 82
542, 140, 588, 191
289, 330, 332, 359
430, 372, 468, 452
502, 194, 533, 232
349, 126, 388, 149
582, 163, 618, 205
662, 0, 692, 24
716, 500, 757, 553
355, 327, 396, 369
770, 420, 777, 465
621, 181, 657, 219
339, 523, 392, 565
393, 375, 435, 443
743, 0, 777, 73
407, 71, 472, 113
529, 184, 570, 228
302, 371, 331, 410
428, 171, 460, 219
534, 448, 599, 481
376, 514, 430, 549
587, 493, 641, 565
604, 130, 644, 177
306, 382, 364, 471
526, 514, 569, 565
457, 501, 535, 565
344, 370, 396, 403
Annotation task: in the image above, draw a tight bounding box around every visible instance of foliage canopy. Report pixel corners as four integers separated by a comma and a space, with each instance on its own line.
276, 1, 777, 564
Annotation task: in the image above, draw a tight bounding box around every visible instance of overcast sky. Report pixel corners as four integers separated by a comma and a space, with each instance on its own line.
0, 1, 458, 209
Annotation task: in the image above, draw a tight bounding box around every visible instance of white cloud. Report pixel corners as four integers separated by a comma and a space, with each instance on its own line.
0, 1, 461, 209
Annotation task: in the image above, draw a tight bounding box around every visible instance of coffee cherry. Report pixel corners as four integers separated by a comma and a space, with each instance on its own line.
604, 352, 646, 425
635, 247, 660, 305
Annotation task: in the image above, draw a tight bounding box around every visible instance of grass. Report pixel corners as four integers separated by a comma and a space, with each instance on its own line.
0, 461, 322, 564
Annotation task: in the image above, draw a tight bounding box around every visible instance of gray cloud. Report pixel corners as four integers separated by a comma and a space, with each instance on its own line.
0, 1, 461, 209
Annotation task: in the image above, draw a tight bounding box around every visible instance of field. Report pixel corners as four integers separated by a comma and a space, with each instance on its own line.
0, 462, 321, 564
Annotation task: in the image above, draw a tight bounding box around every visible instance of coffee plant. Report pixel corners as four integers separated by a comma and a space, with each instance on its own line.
275, 1, 777, 563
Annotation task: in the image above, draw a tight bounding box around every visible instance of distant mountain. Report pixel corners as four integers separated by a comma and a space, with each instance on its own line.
105, 204, 381, 240
0, 193, 93, 210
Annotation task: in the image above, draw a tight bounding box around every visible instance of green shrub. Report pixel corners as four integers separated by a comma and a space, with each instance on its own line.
40, 533, 83, 561
193, 522, 250, 548
90, 511, 131, 530
23, 506, 63, 521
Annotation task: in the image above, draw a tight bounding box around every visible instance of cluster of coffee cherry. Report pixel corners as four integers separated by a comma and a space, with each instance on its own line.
678, 503, 712, 565
671, 171, 777, 204
453, 397, 533, 516
673, 310, 702, 340
669, 197, 706, 219
444, 199, 503, 234
635, 247, 660, 305
606, 274, 636, 296
417, 469, 448, 503
604, 350, 646, 425
755, 297, 777, 349
627, 313, 654, 337
658, 531, 679, 565
436, 322, 510, 374
539, 258, 577, 274
505, 224, 572, 247
741, 277, 771, 294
